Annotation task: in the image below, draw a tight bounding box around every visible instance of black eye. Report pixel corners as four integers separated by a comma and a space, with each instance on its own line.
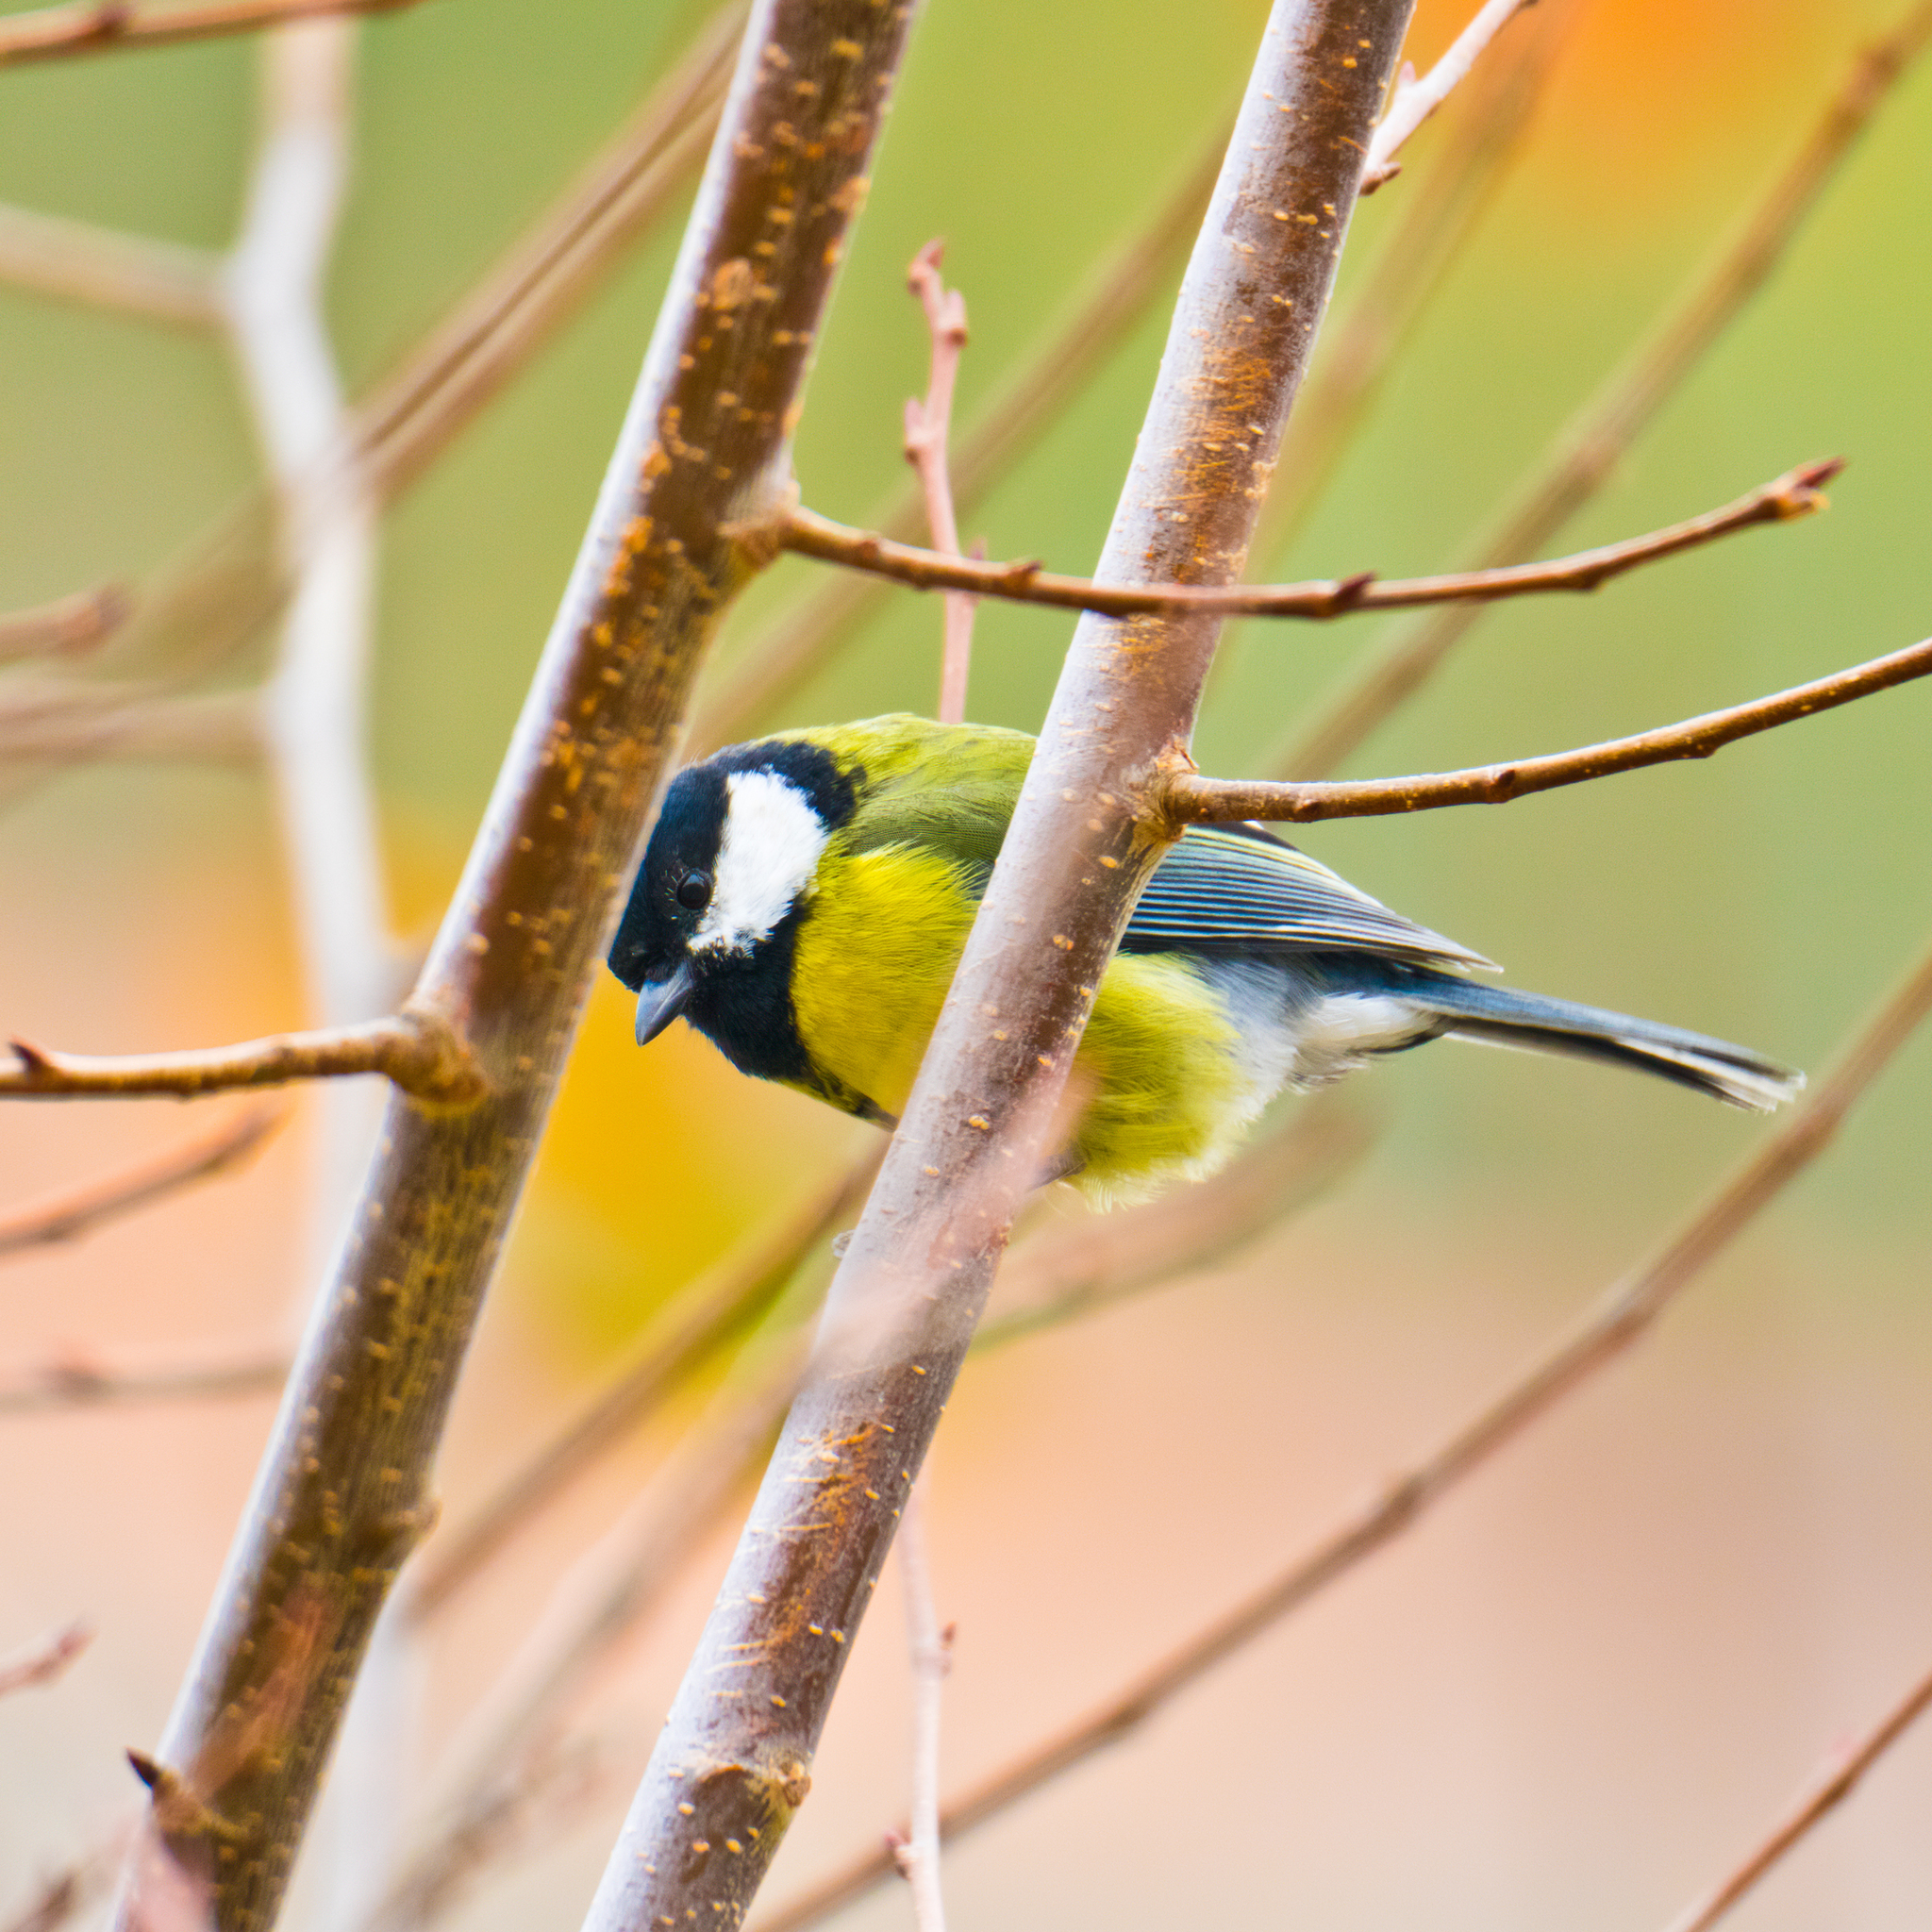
675, 870, 712, 911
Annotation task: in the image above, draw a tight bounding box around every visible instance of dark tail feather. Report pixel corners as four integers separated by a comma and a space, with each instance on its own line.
1390, 971, 1804, 1113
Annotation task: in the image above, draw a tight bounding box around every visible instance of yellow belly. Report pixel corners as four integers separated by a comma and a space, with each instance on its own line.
789, 845, 1264, 1201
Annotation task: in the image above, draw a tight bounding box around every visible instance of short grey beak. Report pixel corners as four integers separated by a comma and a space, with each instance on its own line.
634, 962, 695, 1045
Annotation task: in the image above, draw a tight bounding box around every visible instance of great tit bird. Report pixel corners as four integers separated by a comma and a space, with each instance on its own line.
609, 714, 1800, 1202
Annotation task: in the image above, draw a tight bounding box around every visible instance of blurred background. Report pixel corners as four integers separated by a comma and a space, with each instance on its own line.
1, 1, 1929, 1928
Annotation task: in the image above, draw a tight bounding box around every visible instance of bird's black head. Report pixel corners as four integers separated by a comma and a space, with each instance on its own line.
608, 737, 858, 1082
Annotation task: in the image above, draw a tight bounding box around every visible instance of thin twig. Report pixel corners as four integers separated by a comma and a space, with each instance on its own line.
0, 1010, 483, 1105
1278, 0, 1932, 779
752, 932, 1932, 1932
0, 1108, 282, 1258
1661, 1661, 1932, 1932
0, 585, 129, 663
584, 11, 1418, 1928
1166, 627, 1932, 824
0, 1622, 93, 1699
0, 1824, 130, 1932
0, 0, 420, 66
774, 458, 1837, 621
0, 1348, 288, 1417
0, 202, 222, 324
901, 242, 976, 726
687, 125, 1224, 751
0, 688, 261, 763
890, 1484, 950, 1932
1361, 0, 1536, 190
405, 1148, 880, 1622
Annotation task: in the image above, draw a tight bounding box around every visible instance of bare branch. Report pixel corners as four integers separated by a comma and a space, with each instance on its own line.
0, 1011, 481, 1105
890, 1485, 950, 1932
1248, 0, 1574, 561
1360, 0, 1536, 190
0, 1108, 282, 1258
122, 7, 922, 1924
405, 1149, 879, 1621
1167, 629, 1932, 824
0, 688, 261, 764
0, 1621, 93, 1699
1280, 0, 1932, 779
0, 0, 421, 67
0, 201, 222, 323
0, 585, 129, 663
0, 1348, 287, 1418
687, 126, 1223, 751
774, 458, 1838, 622
582, 10, 1418, 1929
1662, 1661, 1932, 1932
753, 933, 1932, 1932
900, 241, 977, 725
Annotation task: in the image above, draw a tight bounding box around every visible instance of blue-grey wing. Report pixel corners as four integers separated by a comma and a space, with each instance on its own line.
1124, 823, 1494, 971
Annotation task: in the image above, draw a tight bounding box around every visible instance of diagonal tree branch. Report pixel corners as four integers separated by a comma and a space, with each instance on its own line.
113, 6, 921, 1926
1245, 0, 1574, 565
0, 0, 422, 66
1661, 1659, 1932, 1932
1166, 628, 1932, 824
0, 201, 223, 324
1276, 0, 1932, 780
753, 928, 1932, 1932
774, 458, 1837, 621
576, 9, 1418, 1930
403, 1149, 880, 1622
0, 1108, 282, 1258
0, 1013, 481, 1104
1360, 0, 1536, 190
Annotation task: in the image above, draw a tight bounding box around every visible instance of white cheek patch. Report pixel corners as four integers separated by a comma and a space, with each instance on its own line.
692, 768, 829, 956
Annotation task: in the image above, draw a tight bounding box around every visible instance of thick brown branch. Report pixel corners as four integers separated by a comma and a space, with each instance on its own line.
0, 0, 420, 65
1278, 0, 1932, 779
1662, 1661, 1932, 1932
583, 9, 1417, 1931
0, 1108, 281, 1258
753, 934, 1932, 1932
0, 1012, 480, 1106
0, 1621, 93, 1698
1169, 631, 1932, 824
121, 8, 919, 1928
0, 585, 128, 664
776, 458, 1837, 622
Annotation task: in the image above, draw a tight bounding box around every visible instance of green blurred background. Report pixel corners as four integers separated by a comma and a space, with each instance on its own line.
2, 2, 1929, 1928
